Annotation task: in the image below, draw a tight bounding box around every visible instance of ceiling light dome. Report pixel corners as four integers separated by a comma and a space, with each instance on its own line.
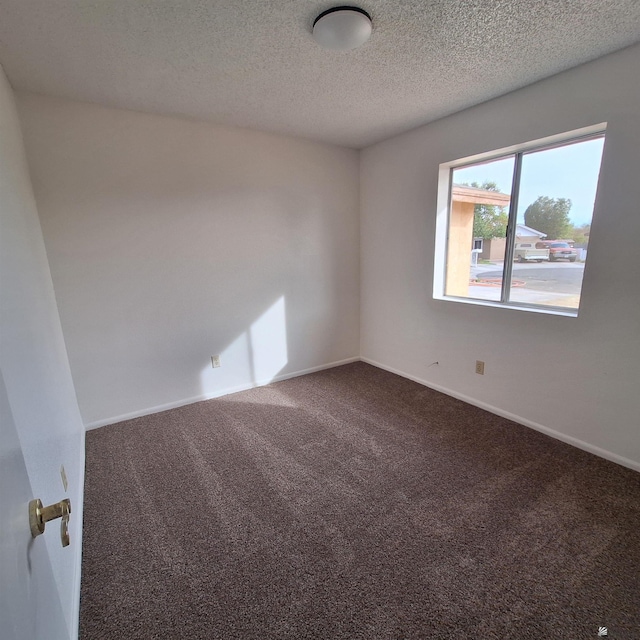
312, 6, 372, 51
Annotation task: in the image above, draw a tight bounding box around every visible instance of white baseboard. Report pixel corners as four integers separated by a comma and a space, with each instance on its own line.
361, 357, 640, 473
85, 354, 639, 474
85, 357, 360, 430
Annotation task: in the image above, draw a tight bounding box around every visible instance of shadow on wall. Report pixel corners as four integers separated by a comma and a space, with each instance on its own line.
199, 295, 289, 398
18, 96, 358, 428
71, 184, 348, 427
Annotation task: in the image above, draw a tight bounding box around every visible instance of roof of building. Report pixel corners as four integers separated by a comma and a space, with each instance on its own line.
451, 184, 511, 206
516, 224, 546, 238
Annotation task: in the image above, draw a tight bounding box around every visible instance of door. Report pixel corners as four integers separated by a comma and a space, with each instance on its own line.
0, 374, 69, 639
0, 65, 85, 640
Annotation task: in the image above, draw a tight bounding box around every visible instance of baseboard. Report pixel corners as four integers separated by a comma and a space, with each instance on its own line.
85, 356, 360, 430
361, 356, 640, 473
86, 354, 639, 473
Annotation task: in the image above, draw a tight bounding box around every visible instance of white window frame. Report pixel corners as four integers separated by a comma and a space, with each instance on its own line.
433, 123, 606, 317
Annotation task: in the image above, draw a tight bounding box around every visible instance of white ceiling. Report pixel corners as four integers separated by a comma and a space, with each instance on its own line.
1, 1, 639, 148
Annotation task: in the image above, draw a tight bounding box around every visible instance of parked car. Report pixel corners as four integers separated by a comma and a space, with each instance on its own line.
535, 241, 578, 262
514, 242, 549, 263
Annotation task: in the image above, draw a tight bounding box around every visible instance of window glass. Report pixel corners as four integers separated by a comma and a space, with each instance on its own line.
508, 138, 605, 309
437, 130, 605, 314
446, 157, 515, 302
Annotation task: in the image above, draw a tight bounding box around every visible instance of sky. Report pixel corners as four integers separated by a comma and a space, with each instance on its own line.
453, 137, 605, 226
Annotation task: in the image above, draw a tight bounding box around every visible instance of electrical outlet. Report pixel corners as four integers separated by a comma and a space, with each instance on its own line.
211, 355, 221, 368
475, 360, 485, 375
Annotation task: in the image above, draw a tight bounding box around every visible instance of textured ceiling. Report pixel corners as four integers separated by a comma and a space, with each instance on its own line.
1, 1, 639, 148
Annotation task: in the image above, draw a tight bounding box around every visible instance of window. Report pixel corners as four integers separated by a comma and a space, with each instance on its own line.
433, 125, 606, 315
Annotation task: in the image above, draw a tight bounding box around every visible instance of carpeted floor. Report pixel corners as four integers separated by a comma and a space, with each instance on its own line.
80, 362, 640, 639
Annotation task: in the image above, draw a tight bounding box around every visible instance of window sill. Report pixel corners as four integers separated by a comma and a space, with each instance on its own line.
433, 294, 579, 317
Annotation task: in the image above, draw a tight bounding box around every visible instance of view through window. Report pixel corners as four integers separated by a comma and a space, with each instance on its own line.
440, 132, 605, 313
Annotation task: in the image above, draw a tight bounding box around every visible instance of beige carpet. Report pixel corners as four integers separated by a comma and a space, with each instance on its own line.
81, 362, 640, 639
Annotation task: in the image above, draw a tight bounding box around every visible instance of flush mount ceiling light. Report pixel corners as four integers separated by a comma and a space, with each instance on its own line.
312, 6, 372, 51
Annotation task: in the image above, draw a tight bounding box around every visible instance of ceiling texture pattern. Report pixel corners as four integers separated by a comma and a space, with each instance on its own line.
1, 0, 639, 147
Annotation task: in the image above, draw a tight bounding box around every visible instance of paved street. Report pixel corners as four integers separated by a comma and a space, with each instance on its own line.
468, 261, 585, 308
482, 262, 585, 294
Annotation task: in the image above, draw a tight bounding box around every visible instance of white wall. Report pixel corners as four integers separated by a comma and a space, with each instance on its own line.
360, 44, 640, 470
1, 66, 85, 637
17, 94, 360, 427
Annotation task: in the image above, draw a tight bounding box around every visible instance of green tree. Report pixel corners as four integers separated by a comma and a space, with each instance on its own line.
523, 196, 572, 240
569, 222, 590, 246
466, 181, 508, 240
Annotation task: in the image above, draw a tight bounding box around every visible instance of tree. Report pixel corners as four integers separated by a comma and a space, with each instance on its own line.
524, 196, 572, 240
466, 181, 508, 240
569, 223, 590, 246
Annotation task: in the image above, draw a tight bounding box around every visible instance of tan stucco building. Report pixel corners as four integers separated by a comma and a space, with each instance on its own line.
445, 184, 511, 296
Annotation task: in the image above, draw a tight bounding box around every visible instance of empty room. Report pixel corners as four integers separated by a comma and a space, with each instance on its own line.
1, 1, 640, 638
